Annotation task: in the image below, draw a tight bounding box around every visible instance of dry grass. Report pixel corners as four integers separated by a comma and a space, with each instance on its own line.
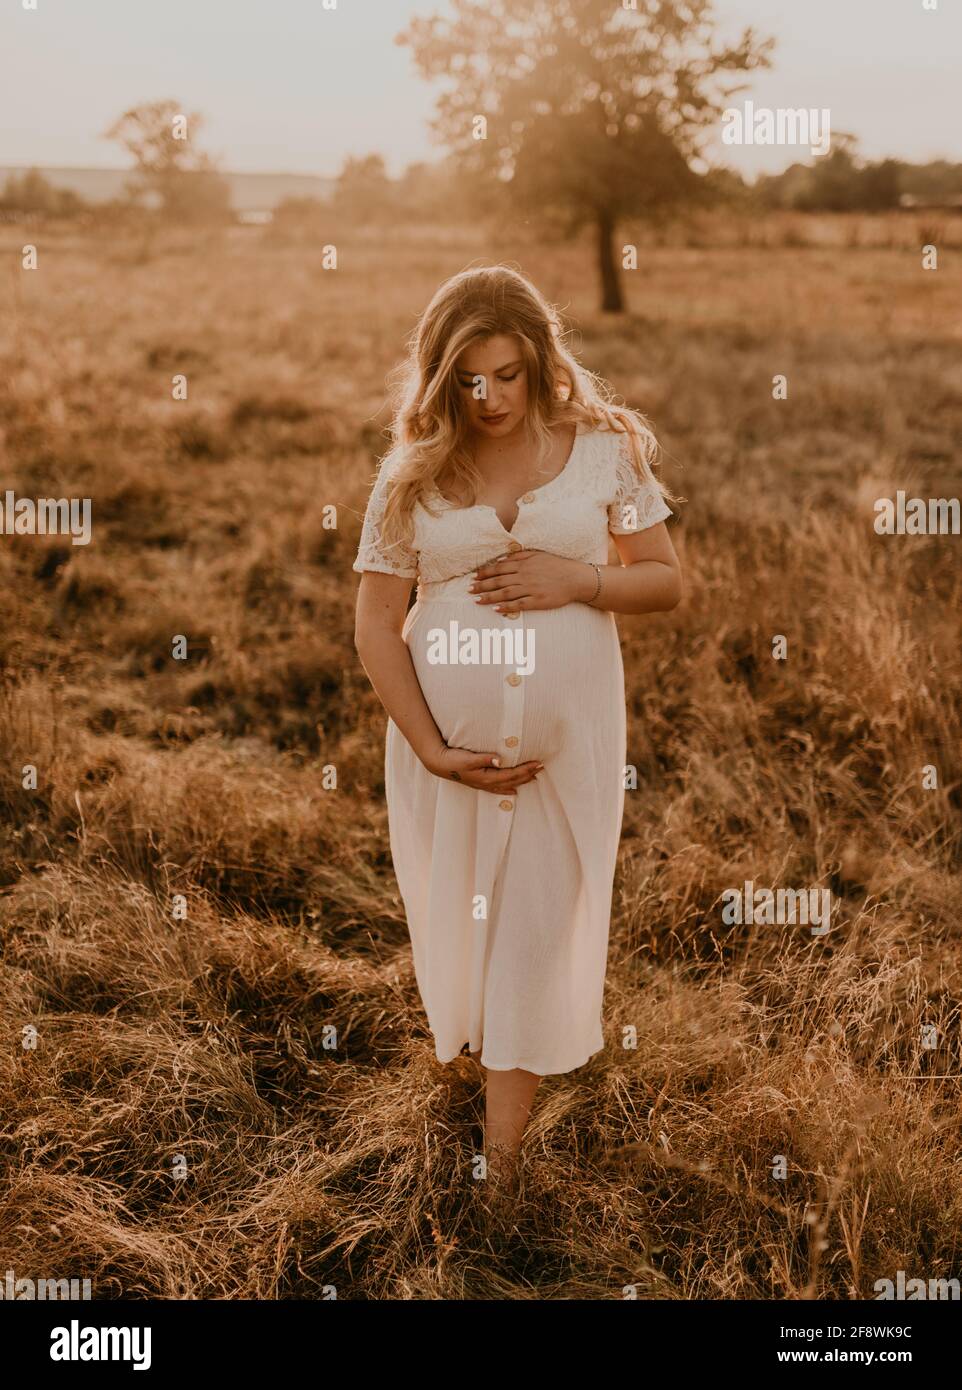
1, 211, 961, 1299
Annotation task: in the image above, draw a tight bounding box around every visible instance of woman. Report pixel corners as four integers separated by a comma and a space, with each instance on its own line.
352, 265, 682, 1210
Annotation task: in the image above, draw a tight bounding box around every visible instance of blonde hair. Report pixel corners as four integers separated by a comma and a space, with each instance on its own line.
376, 264, 677, 551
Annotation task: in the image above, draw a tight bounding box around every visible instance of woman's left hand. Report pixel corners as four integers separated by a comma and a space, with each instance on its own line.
469, 549, 596, 613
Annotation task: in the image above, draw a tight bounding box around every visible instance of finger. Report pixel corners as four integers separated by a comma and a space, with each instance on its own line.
475, 585, 520, 604
510, 761, 543, 780
489, 761, 544, 787
468, 753, 503, 771
497, 774, 536, 792
482, 768, 539, 794
471, 573, 514, 592
483, 770, 526, 789
466, 756, 542, 781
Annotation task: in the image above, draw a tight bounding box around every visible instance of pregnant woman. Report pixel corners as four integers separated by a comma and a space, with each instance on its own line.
352, 265, 682, 1211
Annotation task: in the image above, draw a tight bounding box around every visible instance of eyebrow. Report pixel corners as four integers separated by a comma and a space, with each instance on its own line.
456, 359, 523, 378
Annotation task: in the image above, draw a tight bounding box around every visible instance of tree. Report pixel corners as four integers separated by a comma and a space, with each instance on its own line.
395, 157, 473, 223
104, 100, 231, 224
797, 133, 862, 212
332, 153, 396, 223
0, 168, 86, 217
754, 137, 902, 213
397, 0, 772, 310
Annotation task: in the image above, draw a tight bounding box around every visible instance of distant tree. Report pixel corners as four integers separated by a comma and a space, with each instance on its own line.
332, 154, 396, 223
858, 158, 900, 211
755, 137, 901, 213
0, 167, 86, 218
273, 195, 326, 229
796, 134, 863, 212
398, 0, 772, 310
898, 160, 962, 204
752, 162, 810, 211
104, 100, 231, 223
702, 165, 749, 205
394, 156, 489, 223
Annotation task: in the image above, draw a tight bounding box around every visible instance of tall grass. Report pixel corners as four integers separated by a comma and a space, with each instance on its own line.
0, 213, 960, 1298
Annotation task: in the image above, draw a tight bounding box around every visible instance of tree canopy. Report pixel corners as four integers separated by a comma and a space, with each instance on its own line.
398, 0, 773, 309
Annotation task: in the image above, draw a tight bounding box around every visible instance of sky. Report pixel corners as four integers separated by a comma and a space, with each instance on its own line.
1, 0, 960, 179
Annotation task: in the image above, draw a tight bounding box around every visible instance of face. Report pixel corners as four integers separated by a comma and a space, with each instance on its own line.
454, 334, 528, 439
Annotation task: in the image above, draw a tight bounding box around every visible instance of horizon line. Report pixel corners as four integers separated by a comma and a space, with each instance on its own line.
0, 160, 338, 180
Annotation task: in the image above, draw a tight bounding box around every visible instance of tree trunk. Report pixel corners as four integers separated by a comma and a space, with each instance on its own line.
596, 207, 624, 313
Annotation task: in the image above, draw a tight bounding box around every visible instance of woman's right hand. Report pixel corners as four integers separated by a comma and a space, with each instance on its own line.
426, 744, 543, 794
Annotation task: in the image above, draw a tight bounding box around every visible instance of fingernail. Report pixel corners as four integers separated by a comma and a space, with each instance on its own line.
492, 757, 501, 767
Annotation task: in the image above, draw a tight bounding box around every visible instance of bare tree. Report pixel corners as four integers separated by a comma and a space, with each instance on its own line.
104, 100, 230, 225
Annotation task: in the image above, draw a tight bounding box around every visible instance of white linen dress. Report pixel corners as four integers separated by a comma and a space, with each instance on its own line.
353, 424, 672, 1075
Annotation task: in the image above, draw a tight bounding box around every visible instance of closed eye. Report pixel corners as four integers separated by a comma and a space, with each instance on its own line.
457, 371, 520, 387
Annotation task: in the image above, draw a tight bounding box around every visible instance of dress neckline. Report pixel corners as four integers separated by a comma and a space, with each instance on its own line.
430, 424, 585, 538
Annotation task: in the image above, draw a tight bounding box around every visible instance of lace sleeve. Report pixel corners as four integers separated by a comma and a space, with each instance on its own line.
606, 430, 672, 535
352, 451, 419, 578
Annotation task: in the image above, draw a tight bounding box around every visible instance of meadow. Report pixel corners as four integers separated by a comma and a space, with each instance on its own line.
0, 209, 960, 1299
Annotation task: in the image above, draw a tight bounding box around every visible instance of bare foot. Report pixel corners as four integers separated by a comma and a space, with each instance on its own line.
485, 1140, 521, 1199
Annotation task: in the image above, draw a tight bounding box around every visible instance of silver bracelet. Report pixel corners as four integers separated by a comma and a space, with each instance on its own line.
587, 563, 602, 605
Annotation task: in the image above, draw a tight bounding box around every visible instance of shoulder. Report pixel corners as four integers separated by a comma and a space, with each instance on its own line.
578, 423, 636, 459
375, 443, 406, 477
575, 424, 636, 489
575, 423, 622, 460
362, 444, 407, 499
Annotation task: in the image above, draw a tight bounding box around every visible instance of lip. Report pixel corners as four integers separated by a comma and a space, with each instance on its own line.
480, 412, 509, 423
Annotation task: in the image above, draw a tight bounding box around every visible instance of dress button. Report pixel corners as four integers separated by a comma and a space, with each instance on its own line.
520, 492, 535, 503
498, 799, 514, 811
506, 673, 522, 686
504, 735, 519, 747
507, 541, 522, 552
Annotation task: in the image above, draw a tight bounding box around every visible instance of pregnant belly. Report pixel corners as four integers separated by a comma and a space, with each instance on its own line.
405, 596, 621, 763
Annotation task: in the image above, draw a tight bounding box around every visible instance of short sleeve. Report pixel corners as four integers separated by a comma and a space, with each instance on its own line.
352, 451, 419, 579
606, 430, 672, 535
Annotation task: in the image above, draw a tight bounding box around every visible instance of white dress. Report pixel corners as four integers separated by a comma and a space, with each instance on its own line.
353, 424, 672, 1075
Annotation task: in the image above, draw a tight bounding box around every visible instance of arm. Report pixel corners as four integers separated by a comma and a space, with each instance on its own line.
582, 521, 683, 615
354, 571, 448, 768
470, 523, 683, 617
354, 571, 543, 792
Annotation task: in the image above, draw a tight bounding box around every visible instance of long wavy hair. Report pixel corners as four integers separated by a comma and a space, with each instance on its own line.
375, 264, 677, 552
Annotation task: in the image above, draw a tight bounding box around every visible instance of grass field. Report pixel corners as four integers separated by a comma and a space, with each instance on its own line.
1, 211, 961, 1299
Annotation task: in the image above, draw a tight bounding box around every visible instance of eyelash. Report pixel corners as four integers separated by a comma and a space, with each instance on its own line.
459, 371, 520, 387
